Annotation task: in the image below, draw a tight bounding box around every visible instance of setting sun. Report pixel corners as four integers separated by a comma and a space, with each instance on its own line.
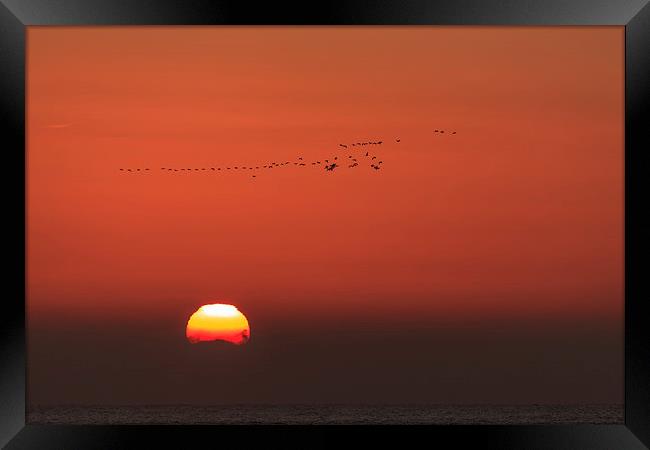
186, 304, 250, 345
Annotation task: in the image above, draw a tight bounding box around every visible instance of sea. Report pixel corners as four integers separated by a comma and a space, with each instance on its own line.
27, 404, 623, 425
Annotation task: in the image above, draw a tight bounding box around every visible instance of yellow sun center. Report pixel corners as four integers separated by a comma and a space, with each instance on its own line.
186, 303, 250, 345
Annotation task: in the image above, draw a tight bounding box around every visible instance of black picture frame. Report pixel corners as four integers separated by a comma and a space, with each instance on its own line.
1, 1, 648, 448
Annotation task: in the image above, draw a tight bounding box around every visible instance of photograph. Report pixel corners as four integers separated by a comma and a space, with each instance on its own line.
2, 1, 649, 448
25, 25, 624, 425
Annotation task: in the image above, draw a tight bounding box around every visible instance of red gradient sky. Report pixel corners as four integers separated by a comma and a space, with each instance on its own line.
26, 27, 623, 406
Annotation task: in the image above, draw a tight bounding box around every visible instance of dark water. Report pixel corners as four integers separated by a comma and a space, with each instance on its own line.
28, 404, 623, 425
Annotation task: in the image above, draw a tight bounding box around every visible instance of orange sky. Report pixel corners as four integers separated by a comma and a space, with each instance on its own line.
26, 26, 624, 407
27, 26, 623, 325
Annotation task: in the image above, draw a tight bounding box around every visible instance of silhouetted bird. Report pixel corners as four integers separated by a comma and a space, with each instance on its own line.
365, 152, 369, 156
119, 168, 124, 171
372, 156, 376, 160
452, 131, 456, 134
127, 169, 132, 172
396, 138, 401, 142
325, 163, 338, 171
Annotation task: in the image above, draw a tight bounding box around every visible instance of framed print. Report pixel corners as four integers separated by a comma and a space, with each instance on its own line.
1, 1, 649, 448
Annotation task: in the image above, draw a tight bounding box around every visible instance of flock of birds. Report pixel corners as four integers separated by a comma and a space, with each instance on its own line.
118, 129, 457, 178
